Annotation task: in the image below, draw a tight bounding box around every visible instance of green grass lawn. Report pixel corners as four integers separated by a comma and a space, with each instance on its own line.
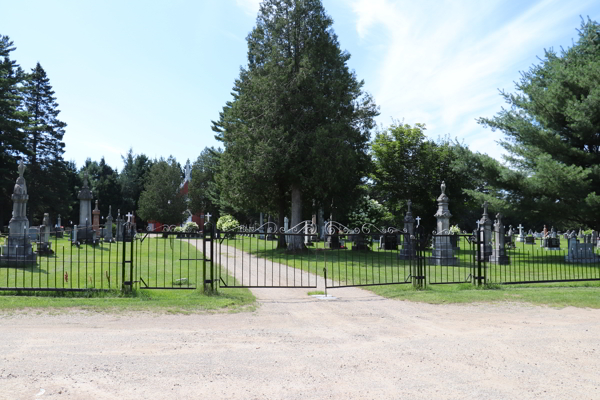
0, 284, 256, 314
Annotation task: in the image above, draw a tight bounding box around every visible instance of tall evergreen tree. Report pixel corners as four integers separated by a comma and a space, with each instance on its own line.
22, 62, 67, 224
120, 148, 153, 218
188, 147, 223, 221
214, 0, 378, 249
476, 18, 600, 229
80, 157, 121, 220
137, 156, 187, 226
0, 35, 28, 226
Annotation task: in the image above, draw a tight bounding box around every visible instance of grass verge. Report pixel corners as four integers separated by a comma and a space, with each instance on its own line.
366, 281, 600, 308
0, 287, 256, 314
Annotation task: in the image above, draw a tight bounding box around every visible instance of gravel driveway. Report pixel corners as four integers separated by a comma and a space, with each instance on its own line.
1, 244, 599, 399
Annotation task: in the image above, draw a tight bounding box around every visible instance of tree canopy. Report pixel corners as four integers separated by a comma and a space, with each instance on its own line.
476, 18, 600, 230
137, 156, 187, 226
214, 0, 378, 248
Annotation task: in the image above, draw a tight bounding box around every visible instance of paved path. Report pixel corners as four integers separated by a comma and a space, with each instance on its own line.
1, 241, 599, 399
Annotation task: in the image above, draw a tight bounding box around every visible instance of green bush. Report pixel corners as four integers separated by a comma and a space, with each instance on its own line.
174, 226, 184, 233
217, 214, 240, 231
184, 222, 199, 233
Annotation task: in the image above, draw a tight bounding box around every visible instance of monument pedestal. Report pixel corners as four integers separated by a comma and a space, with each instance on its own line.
429, 236, 458, 266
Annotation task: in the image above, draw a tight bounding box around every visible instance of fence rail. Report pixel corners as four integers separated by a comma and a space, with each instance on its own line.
2, 223, 600, 293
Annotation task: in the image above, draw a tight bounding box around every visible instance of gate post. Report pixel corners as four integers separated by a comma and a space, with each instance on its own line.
121, 223, 135, 292
202, 221, 215, 293
475, 227, 486, 286
412, 227, 426, 289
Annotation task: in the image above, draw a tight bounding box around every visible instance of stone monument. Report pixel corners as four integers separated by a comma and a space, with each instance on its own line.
37, 212, 53, 255
92, 200, 101, 235
1, 160, 37, 264
430, 182, 458, 266
398, 200, 416, 259
565, 231, 600, 263
489, 213, 510, 264
479, 201, 493, 259
104, 206, 114, 242
516, 224, 525, 242
75, 173, 95, 244
115, 210, 124, 241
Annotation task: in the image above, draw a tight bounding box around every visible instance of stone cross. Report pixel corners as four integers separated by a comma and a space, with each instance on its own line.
517, 224, 524, 234
126, 212, 134, 223
407, 200, 412, 213
476, 220, 481, 230
205, 213, 212, 223
415, 216, 421, 227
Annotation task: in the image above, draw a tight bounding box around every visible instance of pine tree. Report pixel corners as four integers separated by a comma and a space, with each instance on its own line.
214, 0, 378, 249
22, 62, 67, 223
476, 18, 600, 229
137, 157, 187, 226
0, 35, 28, 226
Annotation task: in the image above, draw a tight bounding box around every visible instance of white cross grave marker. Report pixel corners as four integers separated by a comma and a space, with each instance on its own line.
415, 216, 421, 227
126, 212, 133, 223
205, 213, 212, 223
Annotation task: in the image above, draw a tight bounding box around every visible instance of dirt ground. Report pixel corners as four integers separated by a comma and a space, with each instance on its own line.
1, 245, 600, 399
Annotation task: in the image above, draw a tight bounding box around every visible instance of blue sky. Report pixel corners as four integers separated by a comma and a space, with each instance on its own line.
3, 0, 600, 171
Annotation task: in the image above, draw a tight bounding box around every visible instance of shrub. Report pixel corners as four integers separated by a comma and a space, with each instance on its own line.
183, 222, 199, 233
449, 225, 461, 234
173, 226, 184, 233
217, 214, 240, 231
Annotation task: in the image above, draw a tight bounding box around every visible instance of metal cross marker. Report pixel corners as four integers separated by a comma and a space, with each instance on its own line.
205, 213, 212, 223
415, 216, 421, 227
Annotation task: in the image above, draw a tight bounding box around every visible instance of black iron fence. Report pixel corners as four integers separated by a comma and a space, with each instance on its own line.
2, 221, 600, 293
0, 224, 214, 292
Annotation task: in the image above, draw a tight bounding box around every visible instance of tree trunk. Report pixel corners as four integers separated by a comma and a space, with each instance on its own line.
287, 184, 305, 251
277, 197, 287, 250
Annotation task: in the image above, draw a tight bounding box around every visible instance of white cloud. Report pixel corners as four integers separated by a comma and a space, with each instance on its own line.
236, 0, 262, 16
350, 0, 599, 160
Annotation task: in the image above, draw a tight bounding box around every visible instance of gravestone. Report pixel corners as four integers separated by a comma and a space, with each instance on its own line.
115, 210, 124, 242
398, 200, 416, 259
592, 231, 598, 247
75, 174, 95, 244
352, 234, 371, 251
324, 212, 342, 250
516, 224, 525, 242
541, 235, 560, 250
28, 227, 39, 241
525, 236, 535, 244
479, 201, 493, 259
380, 233, 399, 251
104, 206, 114, 242
565, 232, 600, 263
430, 182, 458, 266
550, 226, 557, 239
92, 200, 101, 235
504, 225, 515, 249
578, 228, 584, 239
37, 213, 53, 255
54, 213, 64, 238
489, 213, 510, 264
1, 160, 37, 264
